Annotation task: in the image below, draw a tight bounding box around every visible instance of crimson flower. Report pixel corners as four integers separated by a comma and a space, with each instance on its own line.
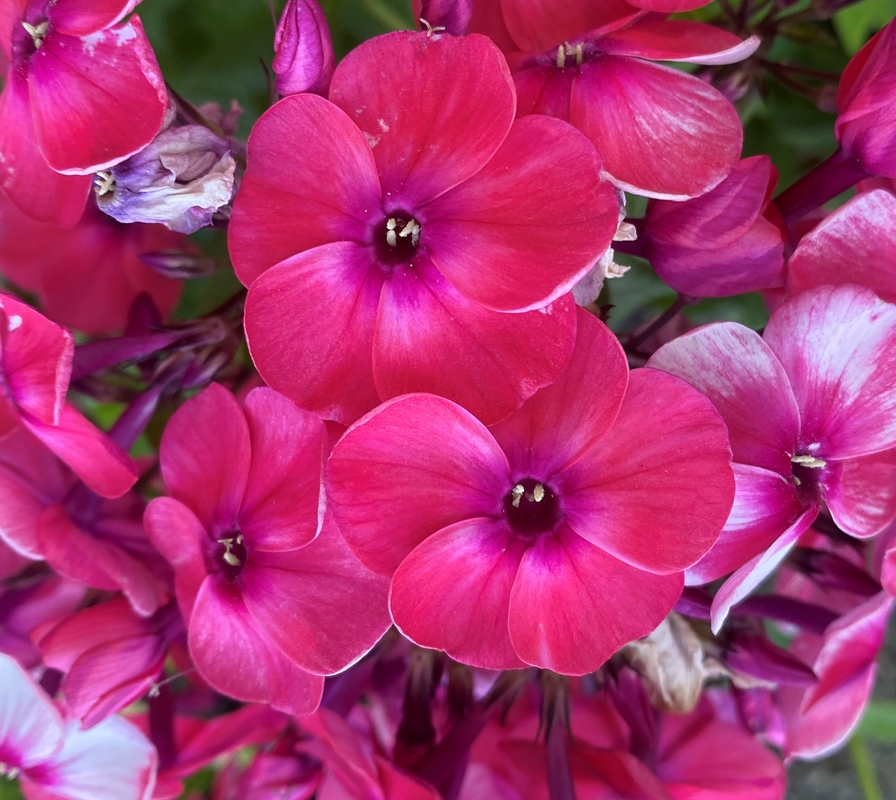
327, 309, 734, 674
231, 30, 618, 425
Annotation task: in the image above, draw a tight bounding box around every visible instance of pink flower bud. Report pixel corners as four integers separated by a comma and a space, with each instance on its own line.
273, 0, 336, 97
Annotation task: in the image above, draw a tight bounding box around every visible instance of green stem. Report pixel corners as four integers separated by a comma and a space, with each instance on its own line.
850, 736, 884, 800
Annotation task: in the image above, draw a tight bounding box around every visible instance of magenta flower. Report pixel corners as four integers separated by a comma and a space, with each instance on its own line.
0, 0, 167, 226
471, 1, 759, 198
641, 156, 786, 297
144, 383, 390, 715
0, 294, 137, 498
0, 652, 157, 800
230, 30, 618, 425
327, 310, 734, 674
649, 284, 896, 631
273, 0, 335, 96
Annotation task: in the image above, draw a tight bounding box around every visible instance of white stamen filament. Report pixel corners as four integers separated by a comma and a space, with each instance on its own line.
94, 170, 116, 196
0, 762, 20, 780
556, 43, 583, 69
792, 454, 826, 469
386, 217, 420, 247
22, 20, 48, 48
217, 534, 244, 567
511, 484, 525, 508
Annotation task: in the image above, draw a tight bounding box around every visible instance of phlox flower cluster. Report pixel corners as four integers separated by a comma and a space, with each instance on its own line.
1, 0, 896, 798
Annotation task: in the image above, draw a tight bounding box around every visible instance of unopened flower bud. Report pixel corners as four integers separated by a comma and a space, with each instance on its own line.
413, 0, 473, 36
95, 126, 236, 234
139, 250, 217, 280
273, 0, 336, 97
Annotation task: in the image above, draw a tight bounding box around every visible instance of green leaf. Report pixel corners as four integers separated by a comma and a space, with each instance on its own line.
0, 780, 25, 800
849, 735, 885, 800
856, 701, 896, 743
834, 0, 896, 54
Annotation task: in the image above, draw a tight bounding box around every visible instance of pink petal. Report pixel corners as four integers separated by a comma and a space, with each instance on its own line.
240, 387, 327, 551
571, 57, 742, 199
823, 449, 896, 538
599, 20, 760, 65
188, 578, 324, 715
710, 508, 818, 633
37, 504, 167, 617
326, 393, 510, 575
424, 115, 617, 312
49, 0, 141, 36
787, 190, 896, 302
1, 294, 72, 426
228, 94, 380, 287
241, 516, 390, 675
143, 497, 207, 617
625, 0, 714, 10
560, 368, 734, 574
508, 523, 683, 674
24, 405, 137, 499
0, 0, 28, 62
0, 74, 90, 227
328, 30, 514, 208
498, 0, 639, 53
244, 242, 382, 425
29, 20, 166, 174
389, 517, 527, 670
686, 464, 804, 585
373, 260, 577, 425
648, 322, 800, 475
159, 382, 250, 531
26, 715, 156, 800
763, 285, 896, 459
489, 308, 627, 478
0, 653, 64, 769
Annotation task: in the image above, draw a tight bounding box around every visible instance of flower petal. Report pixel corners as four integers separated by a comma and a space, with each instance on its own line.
823, 449, 896, 539
508, 523, 683, 674
424, 114, 617, 312
326, 394, 510, 575
389, 517, 527, 670
599, 20, 760, 65
48, 0, 141, 36
328, 30, 515, 208
244, 242, 382, 426
373, 260, 577, 425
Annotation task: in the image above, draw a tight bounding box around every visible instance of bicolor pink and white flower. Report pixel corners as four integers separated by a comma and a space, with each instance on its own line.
649, 284, 896, 631
327, 309, 734, 674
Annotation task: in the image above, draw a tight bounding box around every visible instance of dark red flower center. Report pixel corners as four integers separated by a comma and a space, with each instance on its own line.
375, 212, 421, 266
504, 478, 560, 535
791, 451, 826, 506
11, 15, 49, 63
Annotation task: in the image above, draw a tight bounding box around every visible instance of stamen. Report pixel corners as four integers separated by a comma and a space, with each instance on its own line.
0, 762, 20, 779
386, 218, 398, 247
22, 20, 49, 48
386, 216, 420, 248
217, 534, 244, 567
531, 483, 545, 502
556, 45, 566, 69
94, 170, 116, 196
419, 18, 446, 39
792, 454, 826, 469
511, 483, 525, 508
574, 43, 583, 65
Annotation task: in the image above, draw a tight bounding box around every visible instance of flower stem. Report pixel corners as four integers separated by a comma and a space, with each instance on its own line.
774, 147, 868, 224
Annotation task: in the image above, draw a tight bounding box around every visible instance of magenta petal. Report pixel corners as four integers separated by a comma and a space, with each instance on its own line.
508, 524, 683, 674
240, 387, 326, 551
24, 405, 137, 499
389, 517, 527, 670
244, 242, 382, 425
373, 261, 576, 424
27, 715, 156, 800
328, 31, 514, 207
326, 394, 510, 575
763, 285, 896, 458
189, 578, 324, 715
648, 322, 799, 475
599, 20, 760, 65
0, 653, 64, 769
425, 115, 617, 312
489, 308, 626, 477
787, 190, 896, 302
228, 94, 380, 286
159, 383, 250, 531
560, 368, 734, 573
143, 497, 206, 620
710, 508, 818, 633
243, 517, 390, 675
28, 20, 166, 174
571, 57, 742, 199
823, 449, 896, 538
686, 464, 804, 585
0, 74, 90, 227
48, 0, 140, 35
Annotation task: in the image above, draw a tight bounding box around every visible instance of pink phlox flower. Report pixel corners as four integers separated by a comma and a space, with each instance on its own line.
0, 296, 137, 497
144, 383, 390, 716
0, 652, 157, 800
641, 156, 786, 297
327, 309, 734, 674
0, 0, 167, 226
0, 193, 183, 335
648, 284, 896, 632
0, 427, 170, 616
231, 30, 619, 425
273, 0, 335, 97
470, 0, 759, 198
